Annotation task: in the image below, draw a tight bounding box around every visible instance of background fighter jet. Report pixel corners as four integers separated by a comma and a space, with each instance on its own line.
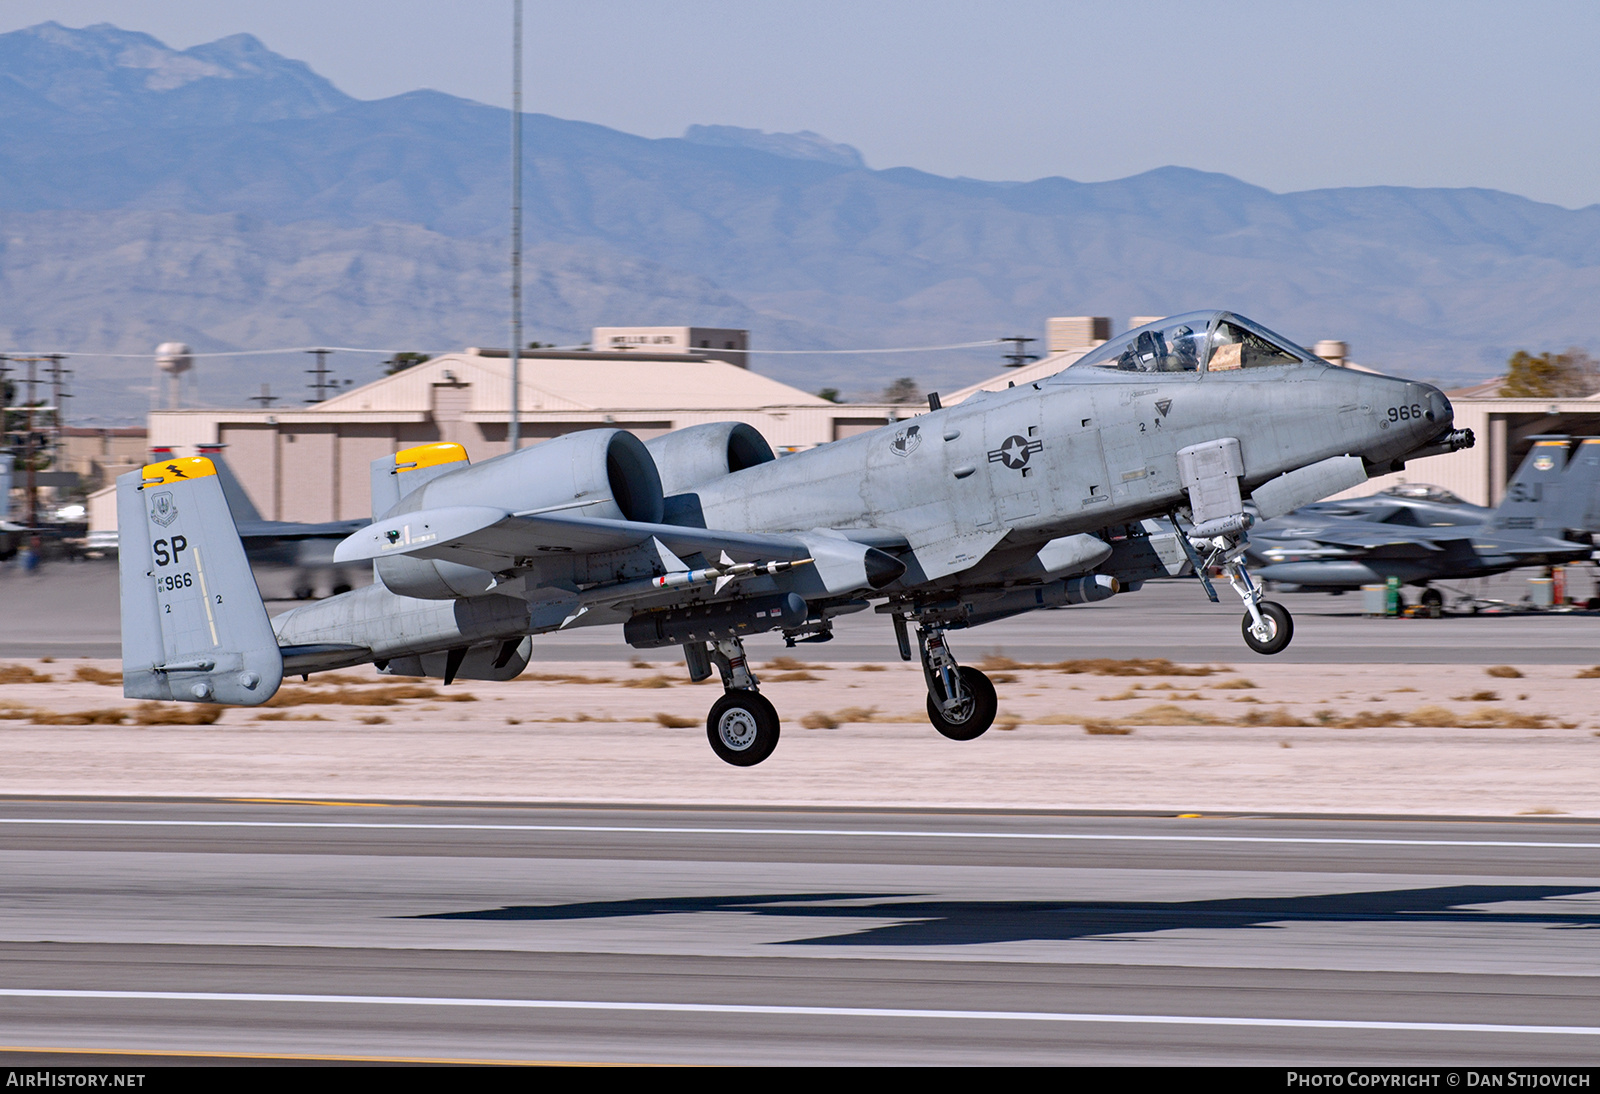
163, 444, 370, 599
1249, 436, 1600, 608
117, 311, 1472, 766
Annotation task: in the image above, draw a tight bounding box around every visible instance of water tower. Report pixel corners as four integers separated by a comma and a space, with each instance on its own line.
155, 342, 192, 409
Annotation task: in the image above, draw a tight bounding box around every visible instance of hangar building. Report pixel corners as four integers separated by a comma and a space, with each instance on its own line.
140, 341, 905, 524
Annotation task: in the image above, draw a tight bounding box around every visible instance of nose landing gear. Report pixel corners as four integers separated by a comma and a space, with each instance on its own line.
1240, 598, 1293, 655
1184, 526, 1295, 655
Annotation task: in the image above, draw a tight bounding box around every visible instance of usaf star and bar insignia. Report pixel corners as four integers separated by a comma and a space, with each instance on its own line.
987, 434, 1043, 471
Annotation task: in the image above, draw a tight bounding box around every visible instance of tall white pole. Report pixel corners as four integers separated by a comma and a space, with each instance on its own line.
508, 0, 523, 452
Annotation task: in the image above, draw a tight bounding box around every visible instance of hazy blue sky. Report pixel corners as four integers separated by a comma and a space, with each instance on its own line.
6, 1, 1599, 208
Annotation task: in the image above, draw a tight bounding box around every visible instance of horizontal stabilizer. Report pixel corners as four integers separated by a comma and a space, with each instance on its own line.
335, 506, 507, 563
1305, 531, 1444, 553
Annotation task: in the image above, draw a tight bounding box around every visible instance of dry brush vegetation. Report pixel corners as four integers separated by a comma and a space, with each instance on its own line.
2, 656, 1586, 738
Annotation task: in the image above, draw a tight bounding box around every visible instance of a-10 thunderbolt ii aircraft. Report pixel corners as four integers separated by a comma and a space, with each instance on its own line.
1248, 436, 1600, 608
117, 311, 1471, 766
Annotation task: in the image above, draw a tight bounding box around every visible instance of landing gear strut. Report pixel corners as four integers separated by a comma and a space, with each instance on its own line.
703, 637, 780, 766
917, 623, 997, 740
1184, 525, 1294, 655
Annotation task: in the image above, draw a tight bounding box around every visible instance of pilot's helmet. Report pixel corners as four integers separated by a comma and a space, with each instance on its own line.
1169, 325, 1198, 369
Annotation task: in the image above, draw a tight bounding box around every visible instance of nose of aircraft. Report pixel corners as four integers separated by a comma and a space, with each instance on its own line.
1418, 383, 1453, 428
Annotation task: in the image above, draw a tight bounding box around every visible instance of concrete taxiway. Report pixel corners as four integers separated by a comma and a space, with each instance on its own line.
3, 559, 1597, 663
3, 559, 1596, 1065
0, 799, 1595, 1065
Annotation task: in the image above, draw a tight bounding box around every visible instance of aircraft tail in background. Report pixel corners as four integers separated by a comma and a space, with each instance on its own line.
1489, 437, 1578, 534
194, 443, 265, 524
369, 442, 470, 522
1561, 438, 1600, 536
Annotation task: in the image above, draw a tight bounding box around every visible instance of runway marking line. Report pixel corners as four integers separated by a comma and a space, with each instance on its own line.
0, 1044, 624, 1066
1, 817, 1596, 849
224, 798, 397, 808
1, 990, 1596, 1037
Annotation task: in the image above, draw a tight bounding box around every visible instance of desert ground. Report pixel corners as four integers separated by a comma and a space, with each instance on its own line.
1, 654, 1595, 816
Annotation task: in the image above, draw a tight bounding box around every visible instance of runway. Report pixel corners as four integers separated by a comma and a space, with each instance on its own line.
0, 799, 1595, 1064
3, 559, 1598, 663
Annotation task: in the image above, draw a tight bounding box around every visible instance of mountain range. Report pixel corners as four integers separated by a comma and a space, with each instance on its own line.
3, 21, 1599, 421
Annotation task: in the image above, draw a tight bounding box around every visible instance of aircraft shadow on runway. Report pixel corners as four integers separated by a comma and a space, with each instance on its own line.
410, 884, 1600, 946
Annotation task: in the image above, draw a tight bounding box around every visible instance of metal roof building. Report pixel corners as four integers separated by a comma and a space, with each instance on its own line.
145, 346, 906, 523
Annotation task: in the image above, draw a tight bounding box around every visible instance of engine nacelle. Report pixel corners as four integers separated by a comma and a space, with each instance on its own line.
375, 429, 664, 600
384, 428, 664, 524
375, 554, 499, 599
645, 422, 776, 496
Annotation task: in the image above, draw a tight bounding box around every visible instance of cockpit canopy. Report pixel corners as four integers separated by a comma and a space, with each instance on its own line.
1378, 483, 1469, 506
1064, 311, 1322, 375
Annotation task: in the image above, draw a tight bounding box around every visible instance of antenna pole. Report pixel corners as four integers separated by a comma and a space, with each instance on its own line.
22, 356, 37, 527
508, 0, 523, 453
44, 354, 66, 490
1001, 336, 1039, 369
305, 348, 332, 403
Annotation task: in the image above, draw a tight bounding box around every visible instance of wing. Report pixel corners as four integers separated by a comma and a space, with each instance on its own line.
1294, 530, 1446, 555
335, 507, 908, 602
334, 506, 816, 569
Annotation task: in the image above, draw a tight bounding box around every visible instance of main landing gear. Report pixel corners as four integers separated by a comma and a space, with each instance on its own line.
1186, 527, 1294, 655
691, 618, 1002, 765
913, 621, 998, 741
702, 637, 780, 766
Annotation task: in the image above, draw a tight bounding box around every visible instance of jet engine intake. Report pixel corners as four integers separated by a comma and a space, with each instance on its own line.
645, 422, 776, 496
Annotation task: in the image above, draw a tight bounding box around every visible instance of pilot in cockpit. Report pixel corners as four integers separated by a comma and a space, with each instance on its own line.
1117, 328, 1166, 371
1066, 311, 1314, 377
1167, 325, 1199, 371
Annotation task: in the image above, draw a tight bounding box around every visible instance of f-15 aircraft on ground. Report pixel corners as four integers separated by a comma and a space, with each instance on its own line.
1249, 436, 1600, 608
118, 310, 1471, 765
178, 444, 369, 599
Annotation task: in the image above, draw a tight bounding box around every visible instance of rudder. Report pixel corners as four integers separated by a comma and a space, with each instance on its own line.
369, 442, 470, 521
118, 457, 282, 705
1561, 438, 1600, 535
1489, 438, 1571, 533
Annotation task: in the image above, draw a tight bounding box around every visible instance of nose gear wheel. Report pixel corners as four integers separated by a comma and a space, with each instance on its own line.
1241, 600, 1293, 655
